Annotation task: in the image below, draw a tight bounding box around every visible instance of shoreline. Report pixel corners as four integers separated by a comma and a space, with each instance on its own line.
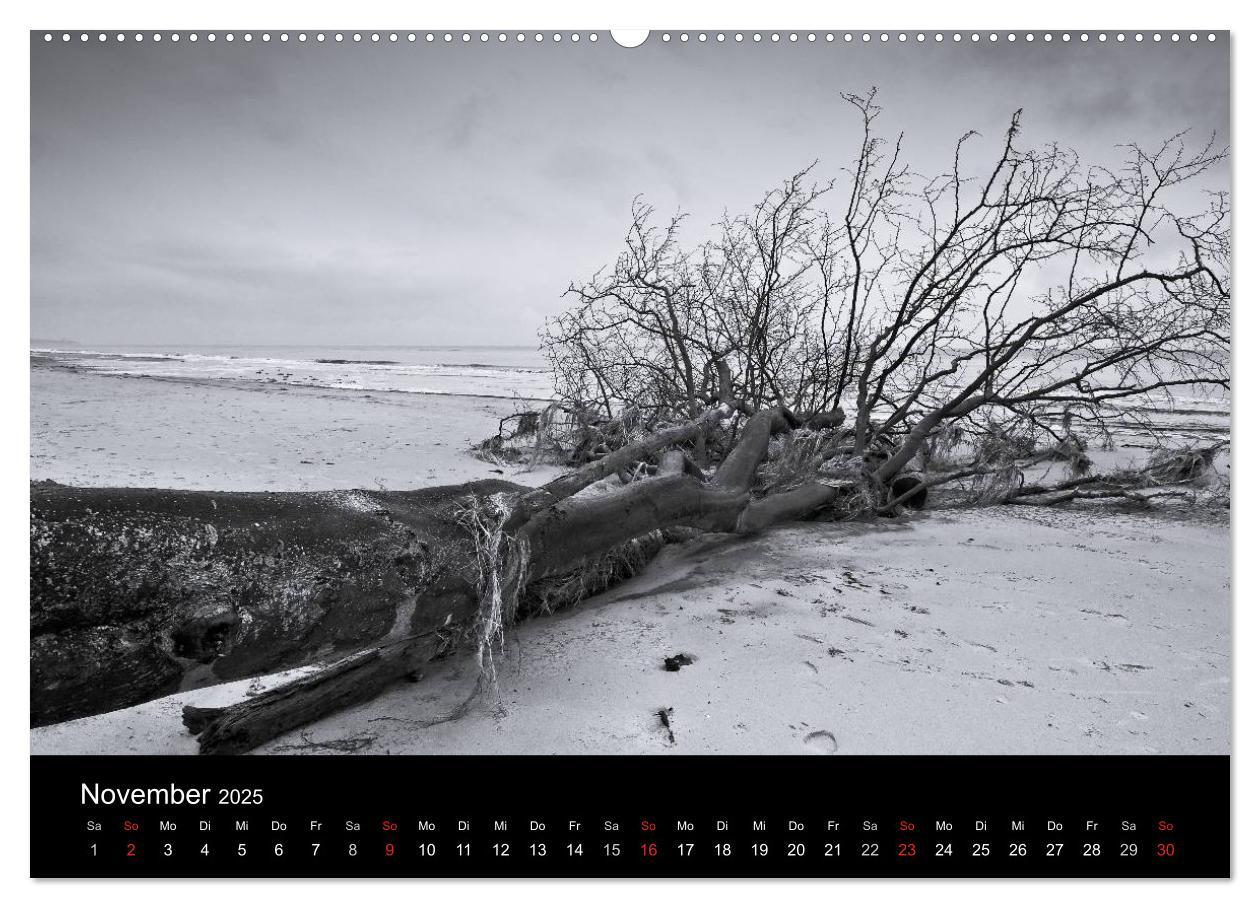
32, 357, 556, 405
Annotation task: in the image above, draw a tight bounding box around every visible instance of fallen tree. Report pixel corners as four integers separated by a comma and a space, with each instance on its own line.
32, 406, 852, 752
31, 406, 1226, 752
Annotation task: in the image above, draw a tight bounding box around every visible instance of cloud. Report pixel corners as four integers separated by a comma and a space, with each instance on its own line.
30, 35, 1229, 346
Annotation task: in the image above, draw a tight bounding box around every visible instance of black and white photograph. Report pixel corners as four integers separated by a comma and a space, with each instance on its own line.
29, 29, 1230, 766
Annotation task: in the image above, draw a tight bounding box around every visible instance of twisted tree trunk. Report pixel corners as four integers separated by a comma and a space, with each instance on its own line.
32, 407, 844, 753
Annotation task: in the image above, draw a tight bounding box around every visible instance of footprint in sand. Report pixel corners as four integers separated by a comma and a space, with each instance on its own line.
803, 730, 838, 754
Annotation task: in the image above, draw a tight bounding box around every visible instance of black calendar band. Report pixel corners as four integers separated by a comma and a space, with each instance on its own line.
30, 754, 1228, 878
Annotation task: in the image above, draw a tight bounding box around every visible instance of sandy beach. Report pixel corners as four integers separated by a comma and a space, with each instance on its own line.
29, 361, 1230, 756
31, 366, 565, 492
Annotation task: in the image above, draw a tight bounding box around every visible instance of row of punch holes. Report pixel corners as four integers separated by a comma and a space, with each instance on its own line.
43, 31, 1218, 46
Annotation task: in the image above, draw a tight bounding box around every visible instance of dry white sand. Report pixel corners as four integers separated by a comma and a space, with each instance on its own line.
30, 367, 564, 491
30, 365, 1230, 755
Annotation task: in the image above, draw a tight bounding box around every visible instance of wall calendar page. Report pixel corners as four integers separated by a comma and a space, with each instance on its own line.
27, 22, 1232, 882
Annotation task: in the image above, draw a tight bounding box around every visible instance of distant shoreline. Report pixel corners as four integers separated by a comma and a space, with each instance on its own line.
30, 344, 555, 403
30, 357, 555, 405
30, 342, 541, 352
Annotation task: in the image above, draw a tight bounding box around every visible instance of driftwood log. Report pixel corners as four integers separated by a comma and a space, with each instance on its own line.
32, 407, 846, 753
31, 480, 516, 726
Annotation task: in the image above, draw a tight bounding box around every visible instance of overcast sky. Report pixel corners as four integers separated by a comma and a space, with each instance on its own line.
30, 33, 1229, 347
